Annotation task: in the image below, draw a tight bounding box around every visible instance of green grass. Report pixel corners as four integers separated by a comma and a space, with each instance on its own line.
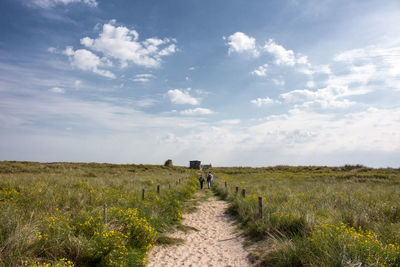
212, 165, 400, 266
0, 161, 198, 266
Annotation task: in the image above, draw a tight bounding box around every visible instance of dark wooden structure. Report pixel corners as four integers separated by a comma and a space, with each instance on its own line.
189, 160, 201, 169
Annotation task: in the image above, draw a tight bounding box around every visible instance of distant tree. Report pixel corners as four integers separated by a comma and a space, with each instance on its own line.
164, 159, 173, 167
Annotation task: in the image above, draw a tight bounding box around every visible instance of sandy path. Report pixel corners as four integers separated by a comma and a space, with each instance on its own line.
147, 195, 252, 267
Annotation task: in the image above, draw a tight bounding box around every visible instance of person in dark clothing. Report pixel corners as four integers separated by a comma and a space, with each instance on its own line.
198, 175, 205, 189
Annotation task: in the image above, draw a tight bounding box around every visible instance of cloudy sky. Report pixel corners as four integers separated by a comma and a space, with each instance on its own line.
1, 0, 400, 167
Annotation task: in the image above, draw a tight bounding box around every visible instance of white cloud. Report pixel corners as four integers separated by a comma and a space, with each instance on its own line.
180, 108, 213, 115
74, 80, 82, 88
272, 78, 285, 86
250, 97, 275, 107
281, 89, 315, 103
135, 74, 154, 78
297, 64, 331, 76
327, 64, 376, 89
334, 48, 368, 63
219, 119, 241, 125
80, 37, 94, 47
296, 55, 309, 65
251, 64, 268, 76
159, 44, 177, 56
132, 74, 154, 83
132, 78, 150, 83
30, 0, 97, 8
64, 47, 115, 78
50, 87, 65, 93
334, 44, 400, 86
259, 39, 333, 89
80, 22, 177, 68
135, 98, 158, 107
279, 59, 380, 111
226, 32, 258, 56
280, 84, 359, 110
301, 99, 355, 109
306, 80, 315, 88
250, 107, 400, 153
226, 35, 333, 87
167, 89, 199, 105
48, 47, 57, 53
264, 39, 298, 66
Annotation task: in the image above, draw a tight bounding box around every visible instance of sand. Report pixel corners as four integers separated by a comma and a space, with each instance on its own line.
147, 194, 252, 267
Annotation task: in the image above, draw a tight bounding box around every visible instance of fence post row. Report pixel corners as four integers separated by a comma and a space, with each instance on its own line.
220, 182, 262, 219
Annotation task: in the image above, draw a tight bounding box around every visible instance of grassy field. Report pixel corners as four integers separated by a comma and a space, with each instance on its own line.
3, 162, 400, 266
0, 161, 198, 267
213, 165, 400, 266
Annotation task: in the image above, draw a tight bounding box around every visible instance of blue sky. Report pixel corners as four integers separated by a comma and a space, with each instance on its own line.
1, 0, 400, 167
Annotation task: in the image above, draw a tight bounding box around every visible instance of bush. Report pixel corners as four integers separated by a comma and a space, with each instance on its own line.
164, 159, 173, 167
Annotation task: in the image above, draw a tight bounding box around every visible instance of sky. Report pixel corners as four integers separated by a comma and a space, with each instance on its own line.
0, 0, 400, 167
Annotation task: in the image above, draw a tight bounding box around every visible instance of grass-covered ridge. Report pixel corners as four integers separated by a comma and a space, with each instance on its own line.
0, 161, 198, 266
213, 165, 400, 266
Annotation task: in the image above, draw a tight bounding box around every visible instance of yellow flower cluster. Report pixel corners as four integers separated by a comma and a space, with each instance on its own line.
55, 258, 74, 267
20, 258, 74, 267
0, 187, 19, 200
108, 206, 156, 248
94, 230, 129, 266
21, 261, 51, 267
34, 231, 48, 241
42, 214, 72, 231
309, 222, 400, 265
74, 210, 103, 236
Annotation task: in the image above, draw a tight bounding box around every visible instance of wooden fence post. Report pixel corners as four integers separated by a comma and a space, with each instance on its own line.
142, 189, 145, 200
103, 202, 108, 223
224, 182, 227, 188
157, 185, 160, 194
242, 189, 246, 198
258, 196, 263, 219
235, 186, 239, 194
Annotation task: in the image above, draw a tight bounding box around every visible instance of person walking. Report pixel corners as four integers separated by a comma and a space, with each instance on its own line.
206, 172, 213, 189
198, 175, 205, 189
